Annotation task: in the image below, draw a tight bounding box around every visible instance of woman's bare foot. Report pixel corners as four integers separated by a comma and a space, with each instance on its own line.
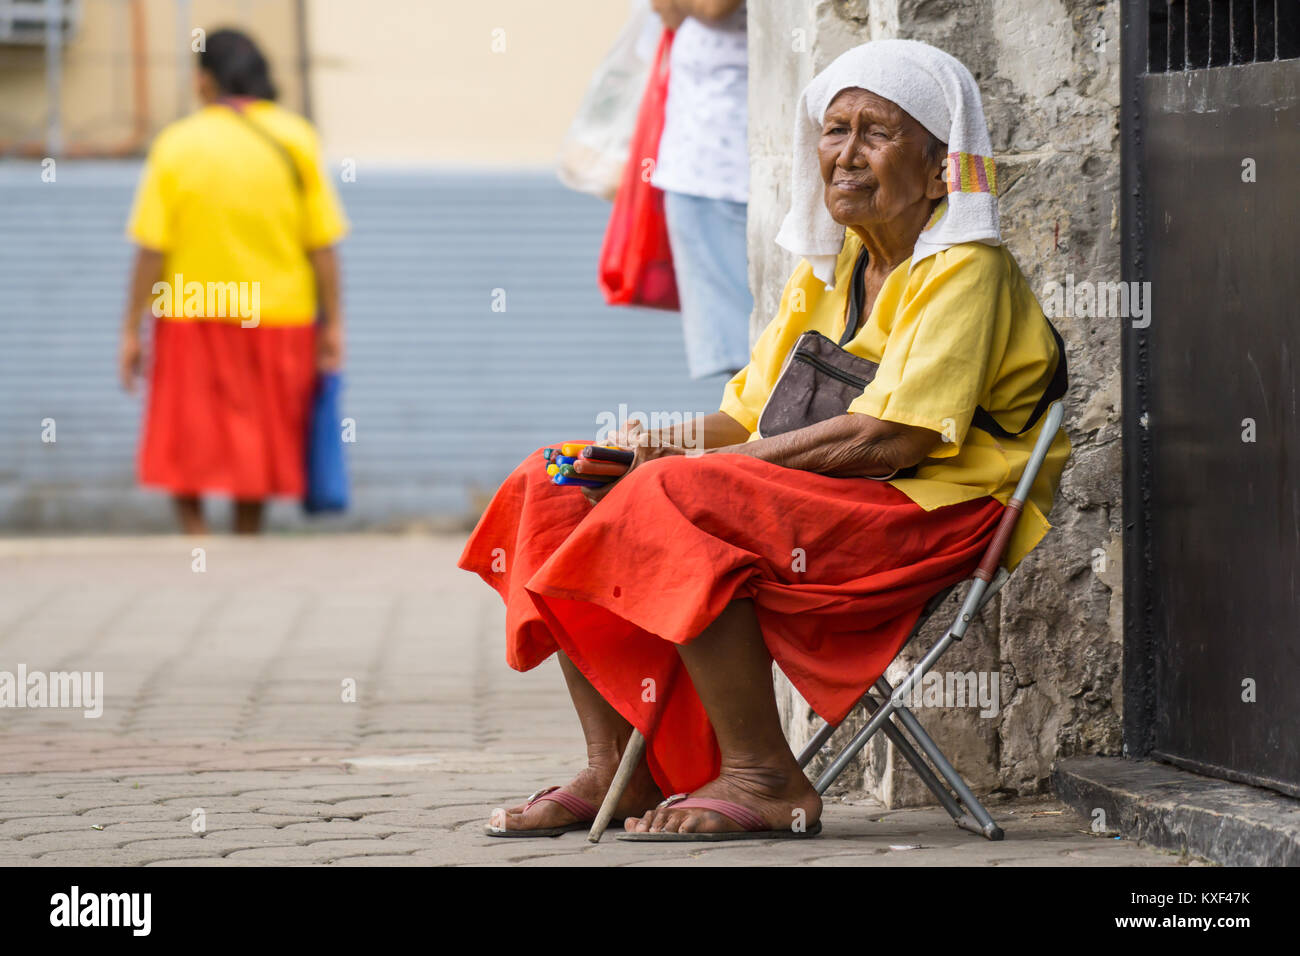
623, 760, 821, 835
491, 753, 663, 834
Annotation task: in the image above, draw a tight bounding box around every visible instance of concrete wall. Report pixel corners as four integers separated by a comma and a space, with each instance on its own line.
749, 0, 1124, 803
306, 0, 635, 165
0, 0, 635, 165
0, 0, 303, 156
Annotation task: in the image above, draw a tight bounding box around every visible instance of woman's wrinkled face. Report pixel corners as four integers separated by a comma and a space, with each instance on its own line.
818, 88, 947, 229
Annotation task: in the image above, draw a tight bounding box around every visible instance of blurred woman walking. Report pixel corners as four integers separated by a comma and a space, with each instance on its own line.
118, 28, 348, 534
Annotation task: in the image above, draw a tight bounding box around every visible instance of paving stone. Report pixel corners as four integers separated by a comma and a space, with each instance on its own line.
224, 838, 427, 863
276, 820, 414, 840
331, 855, 429, 866
0, 815, 119, 838
321, 795, 436, 814
143, 857, 264, 867
30, 843, 231, 866
0, 536, 1188, 868
352, 809, 474, 829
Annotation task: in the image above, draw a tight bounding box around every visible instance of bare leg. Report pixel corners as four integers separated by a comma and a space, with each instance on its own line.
233, 500, 264, 535
495, 652, 663, 832
626, 598, 821, 834
174, 495, 208, 535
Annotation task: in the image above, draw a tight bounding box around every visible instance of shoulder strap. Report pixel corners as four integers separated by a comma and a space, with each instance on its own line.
221, 101, 304, 193
839, 246, 871, 347
971, 318, 1068, 438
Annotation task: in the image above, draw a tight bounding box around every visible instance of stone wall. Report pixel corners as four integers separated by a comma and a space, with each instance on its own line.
748, 0, 1124, 804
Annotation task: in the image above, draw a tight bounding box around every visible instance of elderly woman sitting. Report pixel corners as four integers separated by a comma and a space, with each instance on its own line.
459, 39, 1069, 841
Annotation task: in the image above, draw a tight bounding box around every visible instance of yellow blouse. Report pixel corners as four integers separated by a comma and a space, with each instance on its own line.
720, 231, 1070, 570
126, 101, 349, 326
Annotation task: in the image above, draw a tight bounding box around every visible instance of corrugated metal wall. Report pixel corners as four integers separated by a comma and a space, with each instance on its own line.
0, 162, 725, 532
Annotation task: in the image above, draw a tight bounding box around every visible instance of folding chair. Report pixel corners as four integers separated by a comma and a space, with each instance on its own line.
588, 400, 1065, 843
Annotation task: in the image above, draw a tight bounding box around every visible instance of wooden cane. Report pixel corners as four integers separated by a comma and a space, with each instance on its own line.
588, 729, 645, 843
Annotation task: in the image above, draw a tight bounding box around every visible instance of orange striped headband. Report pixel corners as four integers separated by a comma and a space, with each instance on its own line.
946, 151, 998, 195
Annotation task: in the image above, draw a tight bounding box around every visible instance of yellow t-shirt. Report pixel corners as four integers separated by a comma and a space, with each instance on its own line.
126, 100, 349, 326
720, 231, 1070, 570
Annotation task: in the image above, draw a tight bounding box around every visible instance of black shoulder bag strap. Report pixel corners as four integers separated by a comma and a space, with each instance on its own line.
221, 100, 304, 193
839, 246, 872, 346
970, 318, 1069, 438
844, 245, 1068, 439
843, 248, 924, 479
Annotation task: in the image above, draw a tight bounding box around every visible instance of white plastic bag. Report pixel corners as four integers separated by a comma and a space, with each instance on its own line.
556, 0, 657, 201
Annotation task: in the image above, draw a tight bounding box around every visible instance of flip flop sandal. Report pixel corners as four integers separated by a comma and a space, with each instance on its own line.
617, 792, 823, 842
483, 785, 600, 838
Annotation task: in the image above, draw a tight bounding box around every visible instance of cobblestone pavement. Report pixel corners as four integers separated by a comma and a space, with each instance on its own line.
0, 535, 1196, 867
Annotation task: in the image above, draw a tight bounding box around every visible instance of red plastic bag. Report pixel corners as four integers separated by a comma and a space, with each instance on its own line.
597, 30, 679, 311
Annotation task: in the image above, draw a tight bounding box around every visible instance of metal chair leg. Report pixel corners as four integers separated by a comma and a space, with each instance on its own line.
809, 639, 1005, 840
813, 623, 960, 793
874, 677, 1004, 840
801, 692, 972, 828
795, 718, 838, 769
858, 692, 968, 824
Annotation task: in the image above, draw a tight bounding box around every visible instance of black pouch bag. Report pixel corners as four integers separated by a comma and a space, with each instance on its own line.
756, 248, 1068, 476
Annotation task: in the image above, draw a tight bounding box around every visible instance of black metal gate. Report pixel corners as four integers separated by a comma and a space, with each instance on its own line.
1122, 1, 1300, 796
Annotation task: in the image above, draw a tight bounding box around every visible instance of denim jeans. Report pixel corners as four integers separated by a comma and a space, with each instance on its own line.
663, 189, 753, 380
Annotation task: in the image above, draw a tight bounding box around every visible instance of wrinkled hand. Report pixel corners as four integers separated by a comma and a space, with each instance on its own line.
580, 424, 685, 506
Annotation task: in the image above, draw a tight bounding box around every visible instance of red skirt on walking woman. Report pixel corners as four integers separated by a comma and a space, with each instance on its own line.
458, 446, 1004, 796
139, 318, 317, 499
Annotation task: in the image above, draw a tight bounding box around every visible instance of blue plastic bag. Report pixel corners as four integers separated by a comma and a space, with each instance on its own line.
303, 371, 349, 514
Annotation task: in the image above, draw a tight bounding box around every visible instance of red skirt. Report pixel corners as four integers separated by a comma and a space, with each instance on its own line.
139, 319, 316, 499
458, 446, 1004, 795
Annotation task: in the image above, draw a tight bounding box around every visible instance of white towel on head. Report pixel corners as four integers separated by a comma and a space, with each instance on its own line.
774, 38, 1001, 289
